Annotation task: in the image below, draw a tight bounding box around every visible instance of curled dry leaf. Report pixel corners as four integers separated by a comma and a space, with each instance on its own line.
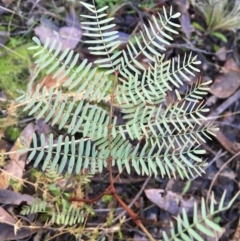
34, 25, 82, 51
213, 129, 240, 154
0, 206, 36, 241
66, 6, 82, 31
133, 233, 149, 241
175, 0, 193, 39
1, 123, 35, 189
209, 58, 240, 98
32, 70, 68, 93
0, 189, 36, 205
232, 218, 240, 241
144, 189, 195, 215
34, 7, 82, 52
1, 0, 13, 7
215, 47, 227, 61
0, 172, 9, 189
0, 206, 15, 225
0, 223, 35, 241
218, 167, 236, 184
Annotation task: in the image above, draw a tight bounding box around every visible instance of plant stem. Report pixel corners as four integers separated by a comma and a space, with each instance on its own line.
138, 222, 156, 241
113, 192, 156, 241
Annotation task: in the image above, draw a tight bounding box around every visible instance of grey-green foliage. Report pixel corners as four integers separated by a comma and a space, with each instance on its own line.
15, 1, 239, 240
17, 2, 218, 179
20, 166, 93, 228
162, 190, 239, 241
21, 199, 85, 225
191, 0, 240, 32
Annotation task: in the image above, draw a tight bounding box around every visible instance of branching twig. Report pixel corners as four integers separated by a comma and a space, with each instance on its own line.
206, 150, 240, 204
112, 175, 151, 224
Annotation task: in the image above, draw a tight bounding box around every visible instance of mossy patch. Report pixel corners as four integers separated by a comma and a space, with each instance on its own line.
0, 38, 33, 99
4, 126, 22, 142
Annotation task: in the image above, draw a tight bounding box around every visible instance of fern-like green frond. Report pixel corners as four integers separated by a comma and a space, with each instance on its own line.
161, 190, 240, 241
21, 199, 85, 226
128, 141, 206, 178
119, 6, 181, 79
114, 80, 216, 142
28, 134, 96, 174
80, 2, 122, 74
24, 79, 216, 177
28, 37, 112, 102
116, 53, 201, 116
26, 130, 206, 178
21, 199, 47, 215
19, 2, 218, 180
15, 2, 239, 241
21, 85, 114, 137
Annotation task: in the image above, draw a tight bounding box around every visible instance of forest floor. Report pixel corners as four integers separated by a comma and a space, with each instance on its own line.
0, 0, 240, 241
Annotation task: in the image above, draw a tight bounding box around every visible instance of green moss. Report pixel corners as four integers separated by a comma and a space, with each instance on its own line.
4, 126, 22, 141
102, 195, 114, 204
0, 37, 33, 99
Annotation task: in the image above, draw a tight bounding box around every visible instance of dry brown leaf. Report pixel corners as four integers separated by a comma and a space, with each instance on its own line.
1, 0, 13, 7
232, 218, 240, 241
209, 58, 240, 98
66, 7, 82, 30
215, 47, 227, 61
0, 208, 34, 241
0, 223, 36, 241
2, 123, 35, 188
0, 206, 15, 225
0, 172, 9, 189
133, 234, 149, 241
34, 25, 82, 52
175, 0, 193, 39
218, 167, 236, 184
0, 189, 36, 205
214, 129, 240, 154
32, 70, 68, 93
144, 189, 195, 215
